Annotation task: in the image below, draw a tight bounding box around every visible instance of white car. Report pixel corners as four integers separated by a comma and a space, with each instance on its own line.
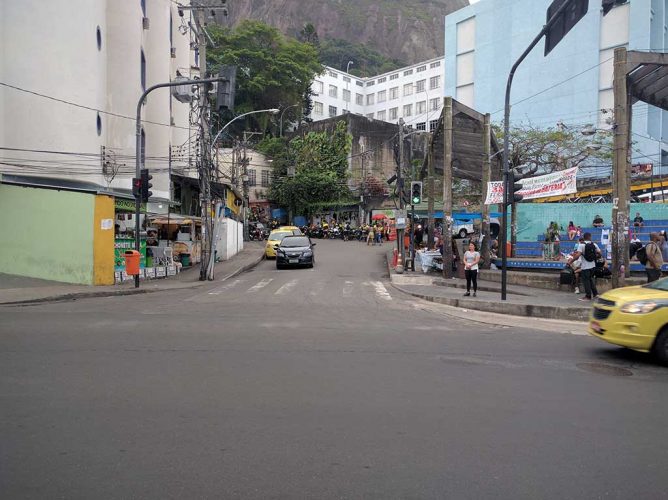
453, 222, 474, 239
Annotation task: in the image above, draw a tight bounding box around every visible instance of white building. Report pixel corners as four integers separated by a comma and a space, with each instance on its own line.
309, 57, 445, 131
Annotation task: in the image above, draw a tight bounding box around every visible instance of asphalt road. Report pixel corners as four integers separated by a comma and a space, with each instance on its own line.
1, 239, 667, 499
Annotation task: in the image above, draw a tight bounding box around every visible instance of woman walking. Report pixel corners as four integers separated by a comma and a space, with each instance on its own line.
463, 241, 481, 297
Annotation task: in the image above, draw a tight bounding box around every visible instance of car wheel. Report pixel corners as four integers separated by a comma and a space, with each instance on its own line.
653, 327, 668, 365
276, 263, 283, 270
458, 229, 467, 239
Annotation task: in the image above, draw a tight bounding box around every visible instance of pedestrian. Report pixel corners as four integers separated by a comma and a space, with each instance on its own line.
567, 221, 577, 240
463, 241, 480, 297
367, 225, 375, 246
645, 232, 663, 283
573, 232, 599, 301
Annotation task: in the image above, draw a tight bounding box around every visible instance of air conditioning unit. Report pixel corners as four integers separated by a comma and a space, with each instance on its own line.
170, 47, 176, 58
171, 76, 193, 103
142, 17, 150, 30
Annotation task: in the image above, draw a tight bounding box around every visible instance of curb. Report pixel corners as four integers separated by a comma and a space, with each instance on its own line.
1, 251, 266, 306
385, 254, 589, 322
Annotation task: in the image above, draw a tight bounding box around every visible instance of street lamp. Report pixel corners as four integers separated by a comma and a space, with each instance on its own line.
346, 60, 354, 113
279, 104, 300, 137
210, 108, 279, 152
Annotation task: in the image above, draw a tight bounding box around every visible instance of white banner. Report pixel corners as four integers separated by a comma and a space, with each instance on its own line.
484, 167, 578, 205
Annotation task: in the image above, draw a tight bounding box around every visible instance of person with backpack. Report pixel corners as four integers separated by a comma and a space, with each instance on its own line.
572, 232, 599, 301
645, 232, 664, 283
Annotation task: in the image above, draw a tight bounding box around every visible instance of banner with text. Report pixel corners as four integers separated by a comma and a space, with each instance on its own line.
484, 167, 578, 205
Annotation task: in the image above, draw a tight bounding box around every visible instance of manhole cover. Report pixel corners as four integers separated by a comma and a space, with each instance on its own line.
576, 362, 633, 377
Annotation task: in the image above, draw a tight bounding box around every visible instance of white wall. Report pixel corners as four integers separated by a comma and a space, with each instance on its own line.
216, 218, 244, 261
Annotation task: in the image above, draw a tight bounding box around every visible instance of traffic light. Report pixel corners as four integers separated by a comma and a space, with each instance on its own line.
140, 168, 153, 202
132, 177, 142, 199
506, 166, 536, 204
411, 181, 423, 205
216, 65, 237, 112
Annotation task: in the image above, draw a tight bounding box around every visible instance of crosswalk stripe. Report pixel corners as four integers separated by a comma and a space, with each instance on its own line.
246, 278, 273, 293
275, 279, 298, 296
372, 281, 392, 301
208, 279, 243, 295
309, 281, 325, 297
342, 280, 354, 297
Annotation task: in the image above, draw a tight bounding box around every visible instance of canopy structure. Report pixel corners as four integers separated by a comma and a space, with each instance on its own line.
627, 51, 668, 110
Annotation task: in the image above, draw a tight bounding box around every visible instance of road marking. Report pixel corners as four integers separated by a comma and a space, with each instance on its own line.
309, 281, 325, 297
275, 279, 298, 296
246, 278, 273, 293
208, 279, 243, 295
342, 280, 354, 297
372, 281, 392, 301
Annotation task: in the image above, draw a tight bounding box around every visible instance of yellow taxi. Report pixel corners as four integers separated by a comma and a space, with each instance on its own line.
265, 230, 294, 258
278, 226, 303, 235
589, 278, 668, 363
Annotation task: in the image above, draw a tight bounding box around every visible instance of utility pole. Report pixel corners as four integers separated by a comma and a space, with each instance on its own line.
397, 118, 405, 264
427, 139, 435, 249
612, 46, 631, 288
442, 97, 454, 279
481, 113, 491, 268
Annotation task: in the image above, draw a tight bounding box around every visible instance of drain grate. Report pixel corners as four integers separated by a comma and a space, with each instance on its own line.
576, 362, 633, 377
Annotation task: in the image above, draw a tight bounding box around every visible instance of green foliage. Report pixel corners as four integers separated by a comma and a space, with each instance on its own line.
493, 123, 613, 173
207, 20, 323, 134
319, 38, 405, 77
267, 121, 353, 216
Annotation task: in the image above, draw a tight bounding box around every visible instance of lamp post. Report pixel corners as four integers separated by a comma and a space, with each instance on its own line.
211, 108, 280, 153
133, 76, 223, 289
346, 60, 354, 113
279, 104, 300, 137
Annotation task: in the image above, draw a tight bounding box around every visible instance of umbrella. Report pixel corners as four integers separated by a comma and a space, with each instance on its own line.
372, 214, 387, 220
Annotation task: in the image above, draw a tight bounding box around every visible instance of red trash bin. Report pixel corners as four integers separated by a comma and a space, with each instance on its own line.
124, 250, 141, 275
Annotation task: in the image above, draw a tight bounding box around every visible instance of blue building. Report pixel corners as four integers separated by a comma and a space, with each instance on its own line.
444, 0, 667, 171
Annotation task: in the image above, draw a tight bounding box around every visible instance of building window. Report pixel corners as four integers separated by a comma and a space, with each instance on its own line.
377, 76, 387, 83
366, 81, 375, 87
377, 90, 386, 103
366, 94, 375, 105
416, 122, 426, 131
261, 170, 270, 187
403, 83, 413, 96
389, 107, 398, 120
314, 80, 323, 94
430, 75, 440, 89
415, 79, 426, 93
313, 101, 323, 115
140, 49, 146, 91
343, 76, 350, 83
328, 105, 337, 117
390, 73, 399, 80
141, 0, 146, 16
416, 101, 426, 115
430, 61, 441, 69
404, 69, 413, 76
96, 26, 102, 51
356, 93, 363, 105
343, 89, 351, 102
96, 112, 102, 136
356, 80, 364, 87
429, 119, 439, 131
416, 65, 426, 72
248, 169, 257, 186
366, 113, 374, 119
403, 104, 412, 116
377, 110, 386, 121
429, 98, 440, 111
328, 85, 338, 98
328, 71, 338, 78
389, 87, 399, 100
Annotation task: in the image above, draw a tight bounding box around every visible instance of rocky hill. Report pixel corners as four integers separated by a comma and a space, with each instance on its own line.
225, 0, 469, 66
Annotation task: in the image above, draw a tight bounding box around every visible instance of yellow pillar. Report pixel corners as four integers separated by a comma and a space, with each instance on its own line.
93, 195, 115, 285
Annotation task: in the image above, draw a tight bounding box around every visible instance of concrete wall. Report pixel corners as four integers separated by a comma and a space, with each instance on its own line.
516, 203, 668, 242
216, 218, 244, 261
0, 185, 96, 284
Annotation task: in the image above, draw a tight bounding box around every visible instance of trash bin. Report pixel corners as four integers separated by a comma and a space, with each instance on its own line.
181, 253, 191, 267
124, 250, 141, 275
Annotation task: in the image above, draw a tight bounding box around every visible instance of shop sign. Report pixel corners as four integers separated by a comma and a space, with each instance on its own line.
115, 199, 146, 212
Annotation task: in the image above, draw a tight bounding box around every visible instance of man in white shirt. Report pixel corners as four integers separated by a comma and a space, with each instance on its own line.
572, 232, 600, 301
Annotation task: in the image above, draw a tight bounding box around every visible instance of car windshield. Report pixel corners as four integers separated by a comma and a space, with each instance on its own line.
281, 237, 310, 248
270, 232, 292, 241
642, 278, 668, 291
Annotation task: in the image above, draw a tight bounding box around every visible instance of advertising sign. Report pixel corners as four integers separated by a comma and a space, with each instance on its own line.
485, 167, 578, 205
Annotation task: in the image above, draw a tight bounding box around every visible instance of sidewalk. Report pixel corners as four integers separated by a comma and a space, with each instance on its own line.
387, 252, 592, 322
0, 242, 265, 305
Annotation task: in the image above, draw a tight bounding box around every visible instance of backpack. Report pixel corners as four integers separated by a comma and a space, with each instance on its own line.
583, 242, 597, 262
637, 245, 649, 266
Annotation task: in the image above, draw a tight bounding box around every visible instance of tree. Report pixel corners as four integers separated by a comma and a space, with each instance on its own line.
263, 121, 353, 218
493, 123, 613, 173
318, 38, 405, 77
207, 21, 323, 135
